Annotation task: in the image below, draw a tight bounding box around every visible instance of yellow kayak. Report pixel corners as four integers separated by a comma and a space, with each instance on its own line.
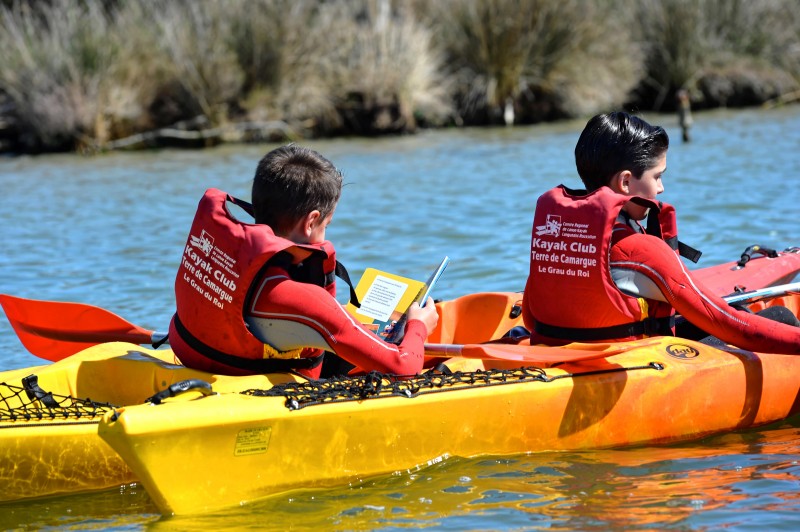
1, 277, 798, 508
98, 293, 800, 516
0, 291, 524, 503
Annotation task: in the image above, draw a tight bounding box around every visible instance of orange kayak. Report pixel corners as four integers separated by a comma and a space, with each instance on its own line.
692, 245, 800, 293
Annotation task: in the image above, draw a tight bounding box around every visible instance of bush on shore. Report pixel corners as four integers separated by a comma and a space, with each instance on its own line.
0, 0, 798, 154
422, 0, 643, 125
632, 0, 800, 109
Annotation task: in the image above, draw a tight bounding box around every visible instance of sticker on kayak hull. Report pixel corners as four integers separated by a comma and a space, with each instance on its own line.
666, 344, 700, 360
234, 427, 271, 456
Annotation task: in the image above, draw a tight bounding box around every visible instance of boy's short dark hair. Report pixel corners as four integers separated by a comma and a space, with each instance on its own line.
575, 112, 669, 191
252, 145, 343, 233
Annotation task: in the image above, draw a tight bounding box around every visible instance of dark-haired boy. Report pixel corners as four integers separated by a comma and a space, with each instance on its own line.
169, 145, 439, 378
523, 112, 799, 353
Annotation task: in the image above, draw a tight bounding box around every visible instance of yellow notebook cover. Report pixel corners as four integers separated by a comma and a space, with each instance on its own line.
345, 257, 450, 341
345, 269, 426, 338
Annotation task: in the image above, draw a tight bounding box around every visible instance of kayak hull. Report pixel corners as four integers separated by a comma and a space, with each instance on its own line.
99, 330, 800, 516
0, 418, 133, 503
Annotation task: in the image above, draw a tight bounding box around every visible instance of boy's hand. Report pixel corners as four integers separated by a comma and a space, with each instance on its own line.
406, 297, 439, 336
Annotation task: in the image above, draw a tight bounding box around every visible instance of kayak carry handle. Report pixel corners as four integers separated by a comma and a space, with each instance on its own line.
146, 379, 214, 405
735, 244, 778, 269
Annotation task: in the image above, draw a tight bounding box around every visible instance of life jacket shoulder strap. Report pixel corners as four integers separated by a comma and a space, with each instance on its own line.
335, 261, 360, 308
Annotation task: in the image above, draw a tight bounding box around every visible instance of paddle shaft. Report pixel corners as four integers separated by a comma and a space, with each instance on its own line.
723, 281, 800, 305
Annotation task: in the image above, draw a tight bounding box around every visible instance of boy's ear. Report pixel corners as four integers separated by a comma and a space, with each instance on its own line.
302, 210, 321, 237
610, 170, 633, 194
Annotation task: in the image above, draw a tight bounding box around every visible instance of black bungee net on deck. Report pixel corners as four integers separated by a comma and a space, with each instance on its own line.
1, 364, 664, 418
243, 363, 664, 411
244, 367, 546, 410
0, 375, 118, 422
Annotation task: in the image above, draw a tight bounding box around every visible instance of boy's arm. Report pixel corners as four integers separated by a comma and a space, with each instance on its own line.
247, 275, 428, 375
611, 233, 800, 354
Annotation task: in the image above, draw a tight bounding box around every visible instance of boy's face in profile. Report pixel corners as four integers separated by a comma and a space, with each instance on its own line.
618, 152, 667, 220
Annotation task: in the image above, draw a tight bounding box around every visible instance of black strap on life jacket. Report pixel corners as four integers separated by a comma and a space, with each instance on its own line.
534, 315, 675, 342
335, 261, 360, 308
264, 251, 361, 309
172, 314, 324, 372
645, 209, 702, 263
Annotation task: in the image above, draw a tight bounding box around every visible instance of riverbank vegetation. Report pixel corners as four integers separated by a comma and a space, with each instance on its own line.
1, 0, 798, 154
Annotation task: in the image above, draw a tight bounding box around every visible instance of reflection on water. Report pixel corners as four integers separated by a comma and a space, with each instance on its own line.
1, 107, 799, 529
4, 420, 798, 530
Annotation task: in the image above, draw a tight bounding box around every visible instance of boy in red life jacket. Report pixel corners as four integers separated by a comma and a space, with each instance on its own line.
169, 145, 439, 378
522, 112, 800, 354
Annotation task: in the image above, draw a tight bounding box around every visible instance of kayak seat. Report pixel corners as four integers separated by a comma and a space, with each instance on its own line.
428, 292, 524, 345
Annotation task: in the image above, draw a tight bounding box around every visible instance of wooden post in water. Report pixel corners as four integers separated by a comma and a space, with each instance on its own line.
676, 89, 693, 142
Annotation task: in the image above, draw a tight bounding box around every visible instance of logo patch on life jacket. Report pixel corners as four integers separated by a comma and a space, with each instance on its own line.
535, 214, 562, 237
189, 229, 215, 256
665, 344, 700, 359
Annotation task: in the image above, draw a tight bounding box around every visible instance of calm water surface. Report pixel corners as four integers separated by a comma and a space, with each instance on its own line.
1, 107, 799, 530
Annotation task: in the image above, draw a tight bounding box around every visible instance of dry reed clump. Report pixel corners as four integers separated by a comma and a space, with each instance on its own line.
97, 1, 173, 139
0, 0, 453, 150
0, 0, 186, 152
0, 1, 131, 151
148, 0, 244, 126
0, 0, 798, 153
238, 0, 454, 135
318, 0, 454, 133
633, 0, 800, 109
533, 0, 643, 119
424, 0, 642, 125
228, 0, 341, 136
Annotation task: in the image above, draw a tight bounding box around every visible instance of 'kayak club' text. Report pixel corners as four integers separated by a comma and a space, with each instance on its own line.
181, 245, 238, 309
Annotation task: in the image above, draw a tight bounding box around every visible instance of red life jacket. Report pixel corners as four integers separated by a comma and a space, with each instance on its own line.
523, 185, 698, 343
168, 188, 339, 374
